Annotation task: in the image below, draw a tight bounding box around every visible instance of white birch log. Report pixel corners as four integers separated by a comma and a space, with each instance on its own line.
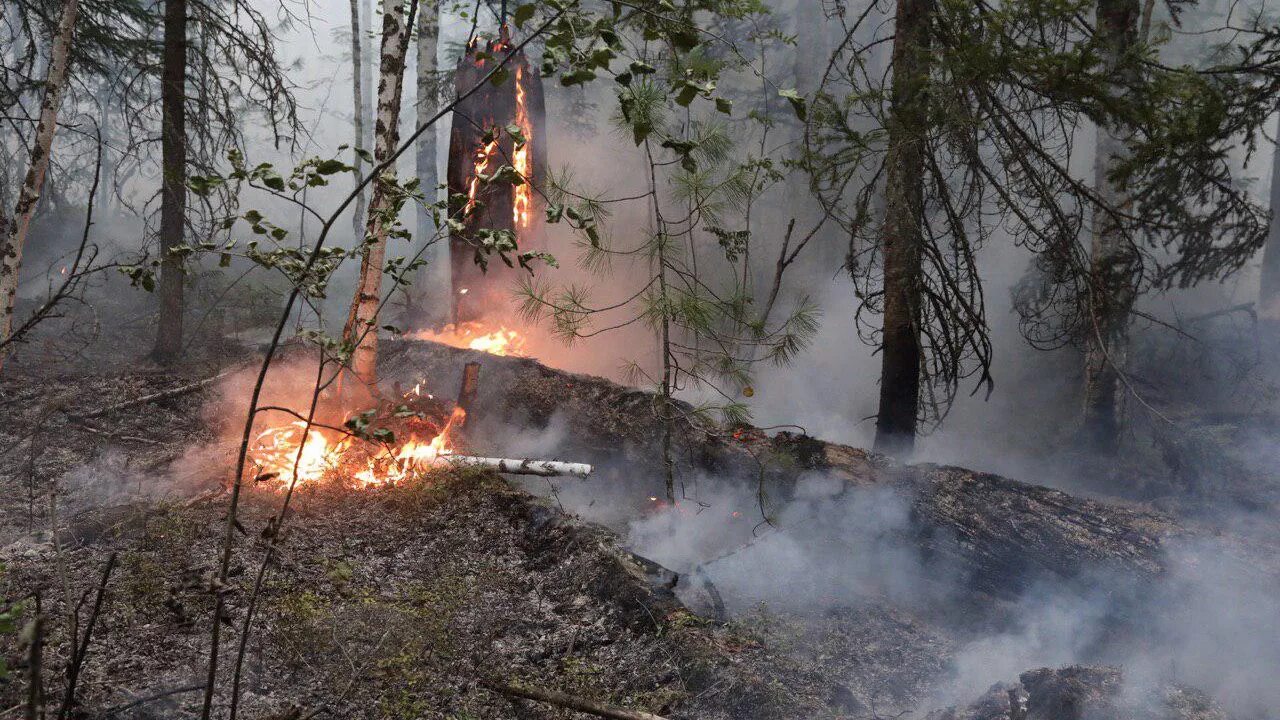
0, 0, 79, 367
443, 455, 594, 478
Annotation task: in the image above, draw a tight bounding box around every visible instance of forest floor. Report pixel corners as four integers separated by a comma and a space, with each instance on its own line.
0, 339, 1271, 719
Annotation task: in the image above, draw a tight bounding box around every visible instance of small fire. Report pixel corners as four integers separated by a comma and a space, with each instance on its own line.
250, 395, 465, 489
464, 134, 500, 217
409, 322, 528, 357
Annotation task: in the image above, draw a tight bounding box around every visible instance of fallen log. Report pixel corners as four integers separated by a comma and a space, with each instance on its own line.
68, 371, 230, 420
380, 339, 1184, 604
444, 455, 592, 477
479, 678, 671, 720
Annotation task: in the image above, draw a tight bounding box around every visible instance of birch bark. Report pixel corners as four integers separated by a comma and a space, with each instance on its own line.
0, 0, 79, 369
343, 0, 418, 385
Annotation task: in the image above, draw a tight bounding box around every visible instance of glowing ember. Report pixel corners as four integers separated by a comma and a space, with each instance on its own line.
409, 322, 528, 357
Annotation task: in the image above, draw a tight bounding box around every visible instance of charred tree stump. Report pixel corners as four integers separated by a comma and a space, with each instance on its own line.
447, 28, 547, 324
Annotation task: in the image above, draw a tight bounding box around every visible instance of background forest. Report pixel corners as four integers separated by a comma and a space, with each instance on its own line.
4, 0, 1280, 718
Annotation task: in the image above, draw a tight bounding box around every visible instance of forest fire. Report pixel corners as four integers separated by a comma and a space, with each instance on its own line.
248, 388, 467, 489
409, 322, 528, 356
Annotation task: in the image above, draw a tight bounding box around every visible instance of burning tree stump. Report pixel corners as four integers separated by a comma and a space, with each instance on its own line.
448, 28, 547, 324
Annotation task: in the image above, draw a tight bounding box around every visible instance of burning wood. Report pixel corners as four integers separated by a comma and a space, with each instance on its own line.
447, 25, 547, 324
247, 362, 591, 487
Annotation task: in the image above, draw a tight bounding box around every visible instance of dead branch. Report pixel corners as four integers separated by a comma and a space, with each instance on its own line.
479, 678, 671, 720
93, 683, 204, 718
58, 552, 117, 720
67, 371, 230, 420
24, 598, 43, 720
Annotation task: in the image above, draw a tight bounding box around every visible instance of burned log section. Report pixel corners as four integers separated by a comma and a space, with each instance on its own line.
447, 29, 547, 324
381, 338, 1189, 609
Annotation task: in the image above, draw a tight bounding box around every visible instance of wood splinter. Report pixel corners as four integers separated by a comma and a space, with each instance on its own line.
479, 678, 671, 720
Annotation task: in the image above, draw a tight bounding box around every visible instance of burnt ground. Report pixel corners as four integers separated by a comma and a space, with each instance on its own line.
0, 340, 1274, 719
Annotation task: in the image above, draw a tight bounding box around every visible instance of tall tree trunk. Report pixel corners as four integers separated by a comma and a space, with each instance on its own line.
349, 0, 369, 236
872, 0, 933, 456
343, 0, 417, 386
1258, 113, 1280, 319
151, 0, 187, 363
1082, 0, 1140, 452
409, 0, 440, 325
0, 0, 79, 370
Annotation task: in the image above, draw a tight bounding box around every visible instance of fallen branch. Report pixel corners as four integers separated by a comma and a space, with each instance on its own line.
444, 455, 593, 477
93, 683, 204, 718
67, 371, 230, 420
479, 678, 670, 720
58, 552, 117, 720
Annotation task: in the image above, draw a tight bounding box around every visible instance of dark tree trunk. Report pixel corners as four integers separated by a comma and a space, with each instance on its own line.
1258, 114, 1280, 319
152, 0, 186, 364
408, 0, 441, 326
1081, 0, 1140, 452
447, 31, 546, 324
873, 0, 933, 456
349, 0, 368, 238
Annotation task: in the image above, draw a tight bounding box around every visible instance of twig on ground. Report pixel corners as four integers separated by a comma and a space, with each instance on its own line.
58, 552, 118, 720
24, 596, 43, 720
93, 683, 204, 718
479, 678, 671, 720
67, 371, 232, 420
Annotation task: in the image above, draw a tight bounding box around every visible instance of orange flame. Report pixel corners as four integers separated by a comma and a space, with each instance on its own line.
512, 65, 533, 229
249, 393, 466, 489
465, 134, 500, 217
408, 322, 527, 357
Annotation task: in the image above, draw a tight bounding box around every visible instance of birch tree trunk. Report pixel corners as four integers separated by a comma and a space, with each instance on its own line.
349, 0, 369, 236
408, 0, 440, 325
151, 0, 187, 363
1082, 0, 1140, 453
1258, 113, 1280, 320
872, 0, 933, 456
0, 0, 79, 370
343, 0, 417, 386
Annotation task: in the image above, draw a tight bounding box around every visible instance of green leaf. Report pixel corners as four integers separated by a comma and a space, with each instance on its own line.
778, 88, 807, 121
315, 158, 348, 175
513, 3, 535, 28
715, 97, 733, 115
